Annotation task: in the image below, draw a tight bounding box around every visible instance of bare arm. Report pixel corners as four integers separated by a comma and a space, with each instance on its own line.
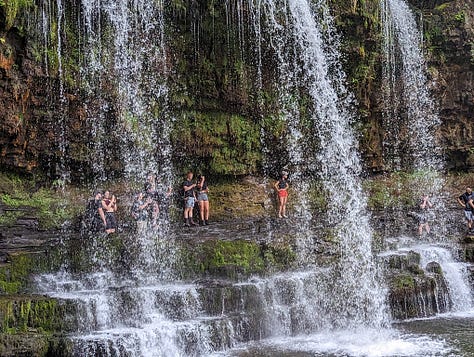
183, 183, 196, 192
98, 207, 106, 225
469, 199, 474, 210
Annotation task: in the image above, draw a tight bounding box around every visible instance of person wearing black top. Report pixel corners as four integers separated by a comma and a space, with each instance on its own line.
84, 190, 106, 233
183, 172, 198, 227
457, 187, 473, 231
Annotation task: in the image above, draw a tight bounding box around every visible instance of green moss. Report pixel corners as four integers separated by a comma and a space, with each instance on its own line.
204, 240, 264, 272
0, 172, 80, 229
0, 210, 22, 227
0, 0, 34, 31
263, 243, 297, 269
172, 111, 262, 176
0, 254, 43, 295
0, 296, 63, 334
182, 240, 265, 278
391, 274, 416, 290
364, 170, 443, 209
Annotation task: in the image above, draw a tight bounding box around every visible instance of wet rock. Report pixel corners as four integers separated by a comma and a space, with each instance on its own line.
388, 272, 451, 320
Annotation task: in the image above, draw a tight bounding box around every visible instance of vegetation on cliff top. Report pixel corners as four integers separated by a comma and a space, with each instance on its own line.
0, 172, 80, 229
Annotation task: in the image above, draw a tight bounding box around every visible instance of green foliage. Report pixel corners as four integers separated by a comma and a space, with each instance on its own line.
0, 296, 62, 334
0, 0, 34, 30
0, 172, 78, 229
364, 170, 443, 209
454, 10, 465, 23
391, 274, 415, 290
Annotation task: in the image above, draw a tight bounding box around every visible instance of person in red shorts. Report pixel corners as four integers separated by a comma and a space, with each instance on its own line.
274, 171, 289, 218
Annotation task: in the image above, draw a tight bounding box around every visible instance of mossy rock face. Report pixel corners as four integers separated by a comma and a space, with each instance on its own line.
460, 242, 474, 263
0, 333, 72, 357
171, 111, 262, 176
180, 238, 297, 279
0, 295, 67, 334
387, 264, 451, 320
0, 253, 56, 295
0, 172, 82, 230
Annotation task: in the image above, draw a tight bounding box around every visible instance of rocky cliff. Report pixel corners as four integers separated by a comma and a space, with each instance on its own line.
0, 0, 473, 179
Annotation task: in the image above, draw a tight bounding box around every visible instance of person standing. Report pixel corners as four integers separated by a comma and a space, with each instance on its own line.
457, 187, 473, 232
274, 171, 289, 218
144, 172, 159, 226
131, 191, 151, 231
183, 172, 198, 227
417, 195, 433, 236
196, 174, 210, 225
102, 190, 118, 234
155, 175, 173, 220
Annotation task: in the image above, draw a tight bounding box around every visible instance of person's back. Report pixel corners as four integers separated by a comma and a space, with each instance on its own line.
83, 197, 103, 233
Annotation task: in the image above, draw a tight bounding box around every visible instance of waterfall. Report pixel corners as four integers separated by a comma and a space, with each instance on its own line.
381, 0, 442, 172
32, 0, 181, 354
413, 245, 474, 312
381, 0, 446, 227
80, 0, 171, 182
253, 0, 389, 328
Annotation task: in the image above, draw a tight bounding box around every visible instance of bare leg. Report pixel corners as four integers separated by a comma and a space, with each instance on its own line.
199, 201, 205, 222
204, 201, 209, 221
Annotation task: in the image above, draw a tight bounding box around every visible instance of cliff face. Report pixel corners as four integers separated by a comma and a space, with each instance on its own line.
423, 0, 474, 171
0, 0, 473, 179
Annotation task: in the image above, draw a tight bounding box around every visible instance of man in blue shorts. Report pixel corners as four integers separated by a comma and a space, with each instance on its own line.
183, 171, 198, 227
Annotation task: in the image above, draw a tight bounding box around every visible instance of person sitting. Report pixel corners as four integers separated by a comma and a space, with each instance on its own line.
102, 190, 118, 234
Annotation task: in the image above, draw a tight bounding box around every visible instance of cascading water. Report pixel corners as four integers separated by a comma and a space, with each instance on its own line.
381, 0, 446, 225
381, 0, 442, 173
32, 0, 184, 354
381, 0, 473, 329
414, 245, 474, 312
255, 0, 388, 328
25, 0, 470, 355
80, 0, 170, 181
